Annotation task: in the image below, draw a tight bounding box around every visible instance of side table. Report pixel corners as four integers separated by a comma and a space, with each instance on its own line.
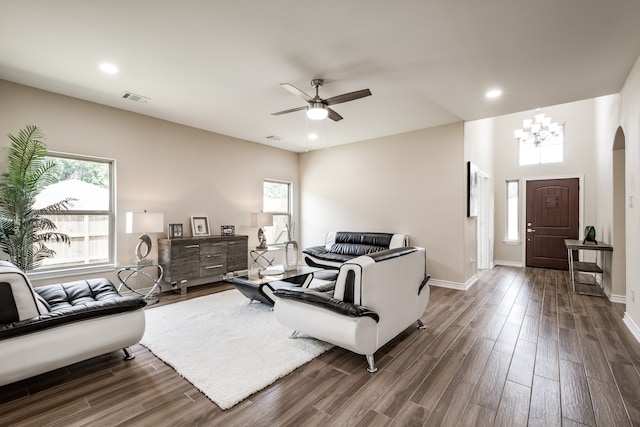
117, 264, 164, 302
565, 239, 613, 297
249, 247, 281, 270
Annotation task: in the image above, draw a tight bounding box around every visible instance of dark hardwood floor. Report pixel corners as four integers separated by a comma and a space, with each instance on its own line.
1, 266, 640, 426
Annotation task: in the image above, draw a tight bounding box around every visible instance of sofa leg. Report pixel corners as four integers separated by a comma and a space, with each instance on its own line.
366, 355, 377, 373
417, 319, 426, 330
289, 331, 300, 339
122, 347, 135, 360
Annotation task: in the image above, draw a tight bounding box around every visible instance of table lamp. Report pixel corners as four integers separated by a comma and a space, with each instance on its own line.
126, 211, 164, 265
250, 212, 273, 249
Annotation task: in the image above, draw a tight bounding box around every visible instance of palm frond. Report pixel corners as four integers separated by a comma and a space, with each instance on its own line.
0, 125, 71, 271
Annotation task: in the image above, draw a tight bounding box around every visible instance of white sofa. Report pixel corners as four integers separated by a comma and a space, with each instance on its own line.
274, 246, 429, 372
0, 261, 147, 386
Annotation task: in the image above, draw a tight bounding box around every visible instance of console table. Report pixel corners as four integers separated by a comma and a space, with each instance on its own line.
158, 235, 248, 294
565, 239, 613, 297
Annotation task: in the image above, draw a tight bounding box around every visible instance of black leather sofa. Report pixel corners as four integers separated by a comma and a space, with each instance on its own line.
302, 231, 409, 269
0, 261, 147, 386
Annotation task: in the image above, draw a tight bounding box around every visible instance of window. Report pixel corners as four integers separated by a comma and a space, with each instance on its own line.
34, 154, 114, 270
519, 126, 564, 165
506, 180, 519, 242
262, 180, 292, 245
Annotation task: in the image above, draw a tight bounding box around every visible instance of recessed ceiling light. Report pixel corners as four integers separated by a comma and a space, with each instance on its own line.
308, 133, 318, 140
486, 89, 502, 99
99, 63, 118, 74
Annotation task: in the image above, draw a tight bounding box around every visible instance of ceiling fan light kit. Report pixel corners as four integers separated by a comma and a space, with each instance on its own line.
272, 79, 372, 122
307, 102, 328, 120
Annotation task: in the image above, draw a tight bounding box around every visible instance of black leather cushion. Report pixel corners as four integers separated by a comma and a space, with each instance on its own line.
303, 246, 355, 263
35, 278, 123, 311
334, 232, 393, 247
0, 279, 146, 340
368, 247, 418, 262
0, 282, 19, 324
274, 287, 379, 322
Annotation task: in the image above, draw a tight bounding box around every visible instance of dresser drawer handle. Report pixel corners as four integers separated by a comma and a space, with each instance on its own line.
185, 245, 200, 249
205, 265, 224, 269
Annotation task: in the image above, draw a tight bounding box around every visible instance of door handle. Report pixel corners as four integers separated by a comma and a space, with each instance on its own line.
527, 228, 536, 233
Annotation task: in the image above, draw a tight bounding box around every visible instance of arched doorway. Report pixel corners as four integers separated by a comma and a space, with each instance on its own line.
612, 126, 626, 301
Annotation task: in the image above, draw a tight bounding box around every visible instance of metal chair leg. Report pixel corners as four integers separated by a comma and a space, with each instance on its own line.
366, 354, 377, 373
417, 319, 426, 330
122, 347, 135, 360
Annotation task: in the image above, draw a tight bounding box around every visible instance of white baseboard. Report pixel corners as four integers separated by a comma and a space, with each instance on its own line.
493, 260, 524, 268
430, 275, 477, 291
623, 313, 640, 343
608, 293, 626, 304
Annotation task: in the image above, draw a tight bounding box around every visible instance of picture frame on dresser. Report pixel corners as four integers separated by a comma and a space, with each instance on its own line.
221, 225, 235, 236
168, 223, 183, 239
191, 216, 210, 236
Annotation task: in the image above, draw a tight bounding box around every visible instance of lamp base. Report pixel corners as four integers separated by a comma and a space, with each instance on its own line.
257, 227, 267, 250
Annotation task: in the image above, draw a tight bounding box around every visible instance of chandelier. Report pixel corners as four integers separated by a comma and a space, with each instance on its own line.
514, 113, 561, 145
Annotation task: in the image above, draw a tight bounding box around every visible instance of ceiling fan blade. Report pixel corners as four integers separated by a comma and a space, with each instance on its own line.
280, 83, 313, 102
327, 108, 344, 122
271, 105, 308, 116
324, 89, 372, 106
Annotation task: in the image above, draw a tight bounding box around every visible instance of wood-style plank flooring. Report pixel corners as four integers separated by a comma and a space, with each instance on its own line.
1, 266, 640, 426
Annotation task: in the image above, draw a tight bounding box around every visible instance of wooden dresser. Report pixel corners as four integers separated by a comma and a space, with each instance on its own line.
158, 235, 248, 294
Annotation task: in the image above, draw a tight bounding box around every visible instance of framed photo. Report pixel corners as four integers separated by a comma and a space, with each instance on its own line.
168, 223, 183, 239
467, 161, 478, 218
221, 225, 235, 236
191, 216, 210, 236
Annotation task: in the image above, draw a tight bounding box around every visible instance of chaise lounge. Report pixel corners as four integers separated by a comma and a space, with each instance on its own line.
0, 261, 147, 386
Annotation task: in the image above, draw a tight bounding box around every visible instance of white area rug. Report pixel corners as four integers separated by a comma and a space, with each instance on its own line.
140, 289, 331, 410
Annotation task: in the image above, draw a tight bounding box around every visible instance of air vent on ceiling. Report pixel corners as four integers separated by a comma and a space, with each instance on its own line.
265, 135, 282, 141
121, 91, 150, 104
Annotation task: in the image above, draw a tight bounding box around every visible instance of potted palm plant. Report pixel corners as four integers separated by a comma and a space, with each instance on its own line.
0, 125, 73, 271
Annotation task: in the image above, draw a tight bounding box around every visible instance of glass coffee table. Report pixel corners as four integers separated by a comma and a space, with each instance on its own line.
232, 266, 323, 305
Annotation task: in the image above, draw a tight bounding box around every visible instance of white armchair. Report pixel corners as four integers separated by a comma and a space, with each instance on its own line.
273, 246, 429, 372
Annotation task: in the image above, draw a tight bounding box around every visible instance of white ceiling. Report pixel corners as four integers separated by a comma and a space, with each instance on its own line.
2, 1, 640, 152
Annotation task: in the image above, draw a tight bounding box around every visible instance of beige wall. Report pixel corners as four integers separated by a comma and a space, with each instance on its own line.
298, 122, 469, 285
0, 80, 299, 287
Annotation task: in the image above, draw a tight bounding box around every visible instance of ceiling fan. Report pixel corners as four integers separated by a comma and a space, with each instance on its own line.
271, 79, 372, 122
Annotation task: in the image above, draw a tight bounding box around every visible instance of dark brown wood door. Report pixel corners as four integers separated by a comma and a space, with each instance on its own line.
525, 178, 579, 269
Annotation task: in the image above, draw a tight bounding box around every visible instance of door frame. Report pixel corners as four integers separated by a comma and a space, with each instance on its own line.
521, 174, 585, 266
477, 171, 492, 269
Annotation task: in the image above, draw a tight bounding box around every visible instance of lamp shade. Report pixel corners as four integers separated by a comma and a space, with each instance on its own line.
250, 212, 273, 228
126, 211, 164, 234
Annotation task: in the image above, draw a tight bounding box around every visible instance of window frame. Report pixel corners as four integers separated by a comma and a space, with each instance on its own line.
28, 152, 116, 279
262, 179, 293, 246
518, 124, 565, 166
505, 179, 520, 244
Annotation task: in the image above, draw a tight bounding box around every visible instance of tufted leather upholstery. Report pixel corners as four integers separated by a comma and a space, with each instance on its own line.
275, 246, 429, 372
0, 279, 146, 340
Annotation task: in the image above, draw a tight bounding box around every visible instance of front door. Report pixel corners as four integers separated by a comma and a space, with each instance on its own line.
525, 178, 580, 269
